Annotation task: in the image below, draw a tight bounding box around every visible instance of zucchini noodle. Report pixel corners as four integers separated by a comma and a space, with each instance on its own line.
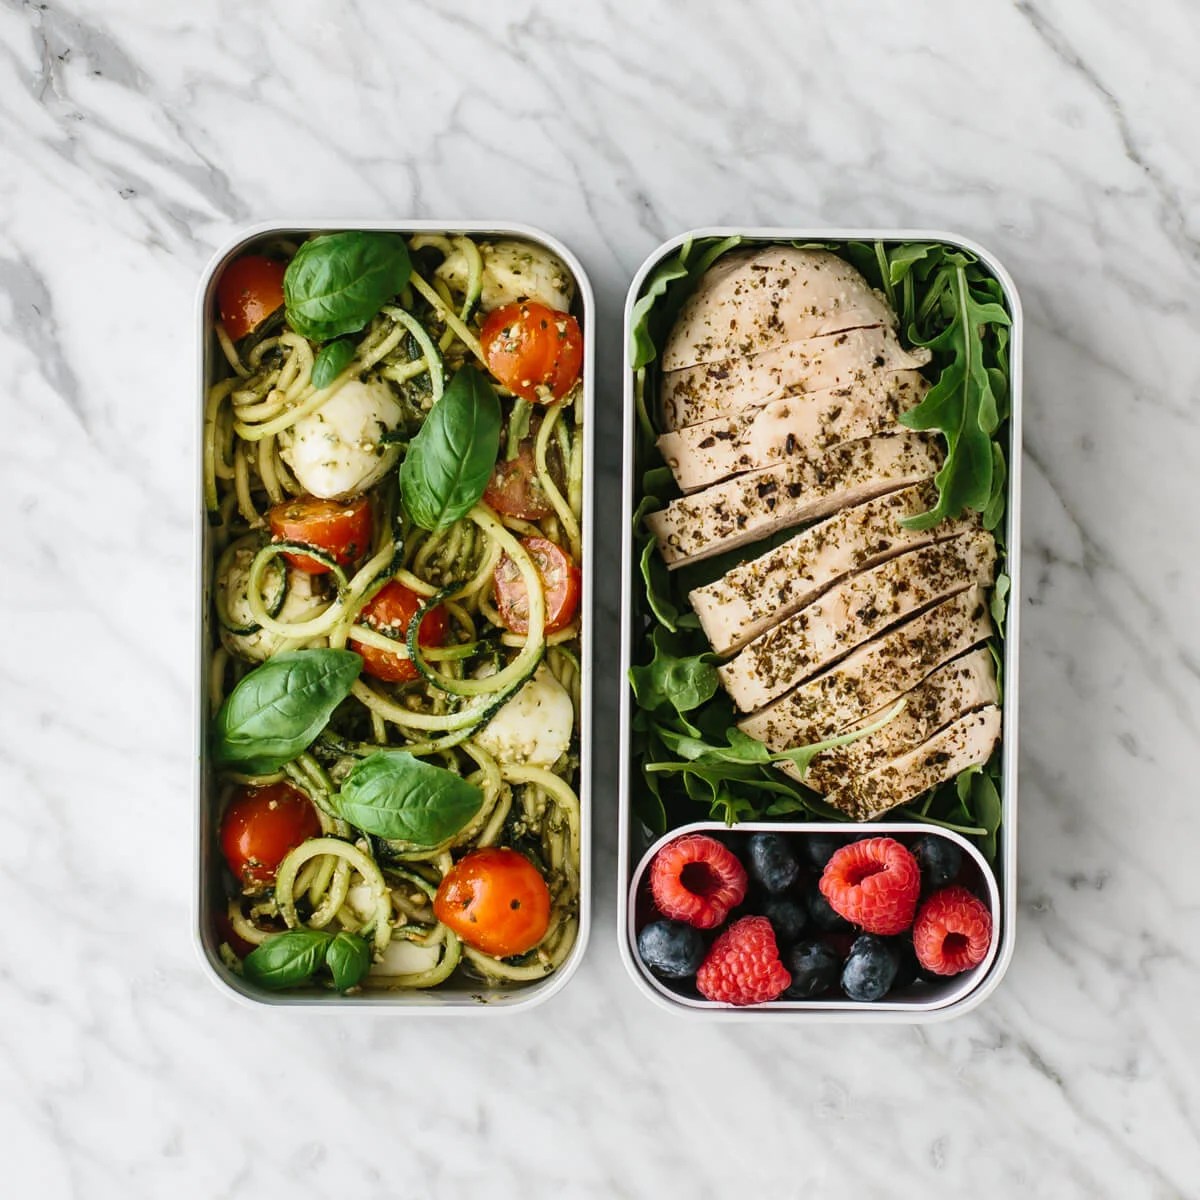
207, 231, 584, 996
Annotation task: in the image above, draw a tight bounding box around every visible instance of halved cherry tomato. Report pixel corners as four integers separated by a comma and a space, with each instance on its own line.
433, 847, 551, 957
219, 781, 321, 889
483, 440, 556, 519
493, 536, 580, 636
268, 494, 372, 575
481, 302, 583, 402
350, 581, 448, 683
216, 255, 286, 341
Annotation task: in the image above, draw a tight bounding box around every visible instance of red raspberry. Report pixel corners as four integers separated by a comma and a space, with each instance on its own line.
649, 834, 747, 929
696, 916, 791, 1005
819, 837, 920, 935
913, 886, 993, 976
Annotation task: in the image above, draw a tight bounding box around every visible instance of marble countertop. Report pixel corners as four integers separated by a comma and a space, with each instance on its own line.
2, 1, 1198, 1196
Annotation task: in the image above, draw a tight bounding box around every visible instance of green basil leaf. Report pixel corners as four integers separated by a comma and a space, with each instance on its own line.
311, 338, 356, 389
242, 930, 331, 991
325, 931, 371, 992
399, 366, 501, 531
336, 750, 483, 845
213, 649, 362, 773
284, 232, 412, 342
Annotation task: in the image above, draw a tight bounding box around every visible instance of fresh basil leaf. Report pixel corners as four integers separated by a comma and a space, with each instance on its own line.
284, 232, 411, 342
325, 931, 371, 992
336, 751, 482, 845
242, 930, 331, 991
311, 338, 356, 389
628, 627, 719, 716
400, 365, 501, 531
213, 649, 362, 774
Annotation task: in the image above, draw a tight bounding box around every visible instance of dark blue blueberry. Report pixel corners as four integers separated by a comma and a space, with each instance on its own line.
911, 834, 963, 890
802, 832, 848, 871
890, 938, 921, 992
804, 880, 852, 931
761, 894, 808, 944
746, 832, 801, 893
841, 934, 900, 1002
783, 940, 842, 999
637, 920, 705, 979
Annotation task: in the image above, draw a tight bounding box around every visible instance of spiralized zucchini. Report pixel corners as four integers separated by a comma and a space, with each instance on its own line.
206, 232, 584, 993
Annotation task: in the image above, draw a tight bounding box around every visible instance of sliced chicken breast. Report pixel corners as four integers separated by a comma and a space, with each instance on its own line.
663, 247, 897, 372
689, 482, 978, 656
646, 432, 941, 569
660, 326, 930, 431
799, 648, 1000, 793
819, 707, 1002, 820
658, 370, 929, 494
718, 531, 997, 712
737, 586, 993, 749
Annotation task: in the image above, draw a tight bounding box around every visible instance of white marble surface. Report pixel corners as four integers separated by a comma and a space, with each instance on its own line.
1, 0, 1198, 1196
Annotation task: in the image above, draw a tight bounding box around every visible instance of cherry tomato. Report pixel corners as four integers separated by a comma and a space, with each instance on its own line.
220, 781, 321, 889
216, 255, 286, 341
481, 302, 583, 402
433, 848, 551, 957
214, 911, 257, 959
268, 494, 372, 575
493, 536, 580, 636
351, 581, 449, 683
483, 440, 556, 520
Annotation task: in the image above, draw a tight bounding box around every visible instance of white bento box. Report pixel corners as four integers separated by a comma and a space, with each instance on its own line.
617, 228, 1022, 1021
194, 221, 594, 1011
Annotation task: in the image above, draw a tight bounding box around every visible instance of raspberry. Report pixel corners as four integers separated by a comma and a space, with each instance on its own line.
913, 886, 993, 976
649, 834, 747, 929
696, 916, 791, 1005
819, 837, 920, 935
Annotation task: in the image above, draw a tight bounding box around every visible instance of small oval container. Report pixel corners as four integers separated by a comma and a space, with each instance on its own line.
617, 228, 1022, 1021
627, 822, 1001, 1019
195, 221, 594, 1011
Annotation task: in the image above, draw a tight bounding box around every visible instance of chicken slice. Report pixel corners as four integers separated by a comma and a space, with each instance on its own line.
663, 247, 897, 372
660, 327, 930, 431
646, 432, 941, 569
718, 531, 997, 712
818, 707, 1002, 821
658, 370, 929, 494
689, 482, 978, 656
737, 587, 993, 748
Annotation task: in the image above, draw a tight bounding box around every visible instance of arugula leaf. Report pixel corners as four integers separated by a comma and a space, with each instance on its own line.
310, 338, 356, 389
242, 930, 331, 991
213, 649, 362, 774
400, 365, 501, 530
627, 626, 719, 717
336, 750, 482, 845
284, 232, 412, 342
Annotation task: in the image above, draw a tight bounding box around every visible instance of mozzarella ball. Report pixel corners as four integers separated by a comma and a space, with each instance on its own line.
475, 665, 574, 768
279, 377, 402, 499
436, 239, 575, 314
219, 549, 326, 662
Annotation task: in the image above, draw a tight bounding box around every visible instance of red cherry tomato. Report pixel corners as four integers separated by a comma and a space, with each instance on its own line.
481, 302, 583, 402
268, 494, 372, 574
433, 848, 551, 957
483, 440, 556, 520
216, 255, 286, 341
214, 911, 257, 959
351, 581, 449, 683
220, 781, 321, 889
493, 536, 580, 636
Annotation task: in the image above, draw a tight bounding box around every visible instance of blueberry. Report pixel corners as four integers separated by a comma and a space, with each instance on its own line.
746, 832, 801, 893
890, 939, 921, 992
911, 834, 962, 890
782, 940, 841, 999
761, 894, 808, 944
804, 880, 852, 931
637, 920, 705, 979
802, 832, 847, 871
841, 934, 900, 1002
